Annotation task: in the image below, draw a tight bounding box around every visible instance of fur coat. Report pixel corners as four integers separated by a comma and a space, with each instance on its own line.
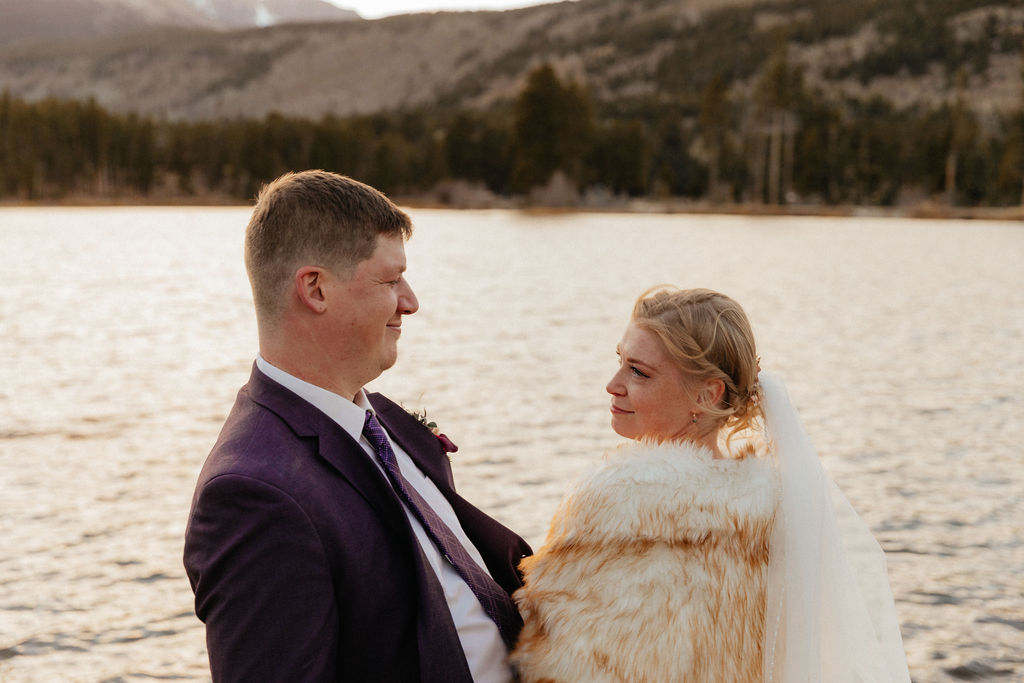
511, 440, 778, 683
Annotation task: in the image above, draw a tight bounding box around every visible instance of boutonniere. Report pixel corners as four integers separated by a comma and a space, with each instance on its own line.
407, 408, 459, 455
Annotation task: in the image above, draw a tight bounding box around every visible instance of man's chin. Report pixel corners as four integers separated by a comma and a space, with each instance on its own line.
379, 348, 399, 373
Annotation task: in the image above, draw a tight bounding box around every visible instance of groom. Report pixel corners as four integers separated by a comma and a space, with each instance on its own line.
183, 170, 531, 682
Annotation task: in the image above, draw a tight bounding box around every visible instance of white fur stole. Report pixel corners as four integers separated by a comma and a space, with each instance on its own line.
512, 441, 777, 683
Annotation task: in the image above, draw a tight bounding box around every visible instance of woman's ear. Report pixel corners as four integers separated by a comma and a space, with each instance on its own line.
698, 378, 726, 408
294, 266, 327, 313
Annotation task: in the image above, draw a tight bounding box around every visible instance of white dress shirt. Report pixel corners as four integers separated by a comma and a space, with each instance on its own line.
255, 356, 513, 683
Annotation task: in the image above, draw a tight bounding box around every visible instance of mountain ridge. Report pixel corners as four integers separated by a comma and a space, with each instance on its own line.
0, 0, 1020, 122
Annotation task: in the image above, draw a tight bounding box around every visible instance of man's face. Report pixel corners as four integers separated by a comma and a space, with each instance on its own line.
323, 234, 418, 395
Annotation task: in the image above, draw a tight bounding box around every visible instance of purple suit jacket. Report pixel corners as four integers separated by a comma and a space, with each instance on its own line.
183, 365, 532, 682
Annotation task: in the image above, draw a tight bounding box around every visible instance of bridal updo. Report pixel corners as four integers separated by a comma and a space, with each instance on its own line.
631, 286, 763, 447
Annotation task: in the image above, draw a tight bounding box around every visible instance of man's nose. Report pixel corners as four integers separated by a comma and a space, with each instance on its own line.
399, 279, 418, 315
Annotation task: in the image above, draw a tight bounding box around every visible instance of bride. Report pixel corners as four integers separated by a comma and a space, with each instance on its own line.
510, 286, 911, 682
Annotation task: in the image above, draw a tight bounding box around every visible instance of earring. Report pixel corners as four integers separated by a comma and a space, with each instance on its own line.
690, 412, 698, 424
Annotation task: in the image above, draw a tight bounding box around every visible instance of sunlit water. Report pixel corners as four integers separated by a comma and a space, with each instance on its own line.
1, 207, 1022, 682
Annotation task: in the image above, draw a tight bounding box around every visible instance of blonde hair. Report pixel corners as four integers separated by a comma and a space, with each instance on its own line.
632, 286, 763, 449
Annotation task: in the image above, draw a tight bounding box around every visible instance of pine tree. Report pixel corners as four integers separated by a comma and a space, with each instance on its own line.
510, 63, 594, 193
749, 38, 801, 204
699, 74, 730, 202
944, 70, 977, 206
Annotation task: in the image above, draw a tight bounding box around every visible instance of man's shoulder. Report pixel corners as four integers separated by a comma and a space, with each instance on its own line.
197, 385, 330, 487
219, 381, 301, 443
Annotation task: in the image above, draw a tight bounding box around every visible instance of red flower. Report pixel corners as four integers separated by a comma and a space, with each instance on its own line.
406, 407, 459, 455
436, 432, 458, 454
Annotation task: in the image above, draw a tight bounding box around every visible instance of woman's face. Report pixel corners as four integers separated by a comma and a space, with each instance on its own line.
606, 321, 701, 442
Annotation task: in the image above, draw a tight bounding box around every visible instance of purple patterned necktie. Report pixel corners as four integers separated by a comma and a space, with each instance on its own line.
362, 410, 522, 648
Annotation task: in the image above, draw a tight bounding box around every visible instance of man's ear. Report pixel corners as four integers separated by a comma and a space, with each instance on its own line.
295, 266, 327, 313
698, 378, 726, 408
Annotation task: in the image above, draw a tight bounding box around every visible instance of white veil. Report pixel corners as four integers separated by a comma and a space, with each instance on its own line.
759, 372, 911, 683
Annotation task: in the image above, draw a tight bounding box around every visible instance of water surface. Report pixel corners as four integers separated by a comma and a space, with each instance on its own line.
1, 207, 1022, 681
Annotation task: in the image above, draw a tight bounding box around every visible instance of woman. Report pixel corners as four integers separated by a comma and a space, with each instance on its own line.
510, 286, 910, 682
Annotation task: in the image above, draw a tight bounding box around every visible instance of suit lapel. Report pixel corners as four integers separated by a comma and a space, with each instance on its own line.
244, 365, 408, 535
370, 394, 456, 492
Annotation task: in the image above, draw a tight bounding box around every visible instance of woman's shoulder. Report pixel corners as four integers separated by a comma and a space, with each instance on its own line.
554, 440, 777, 543
583, 439, 775, 496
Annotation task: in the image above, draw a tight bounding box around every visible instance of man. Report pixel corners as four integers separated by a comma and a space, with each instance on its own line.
184, 170, 531, 682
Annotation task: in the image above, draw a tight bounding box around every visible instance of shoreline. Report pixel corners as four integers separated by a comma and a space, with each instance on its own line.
2, 194, 1022, 221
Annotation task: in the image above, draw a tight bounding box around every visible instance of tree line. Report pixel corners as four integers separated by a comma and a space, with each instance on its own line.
1, 55, 1023, 207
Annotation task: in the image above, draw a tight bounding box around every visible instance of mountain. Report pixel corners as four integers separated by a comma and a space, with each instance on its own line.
0, 0, 1020, 122
0, 0, 359, 46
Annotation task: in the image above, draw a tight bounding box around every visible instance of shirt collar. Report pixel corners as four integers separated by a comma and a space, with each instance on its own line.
256, 355, 372, 442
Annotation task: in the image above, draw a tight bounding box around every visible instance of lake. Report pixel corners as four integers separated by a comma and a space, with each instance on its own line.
1, 206, 1022, 681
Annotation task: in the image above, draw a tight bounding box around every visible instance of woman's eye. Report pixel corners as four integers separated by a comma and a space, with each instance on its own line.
630, 366, 649, 379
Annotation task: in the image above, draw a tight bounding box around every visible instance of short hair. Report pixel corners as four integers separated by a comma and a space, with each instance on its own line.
631, 286, 763, 446
244, 170, 412, 323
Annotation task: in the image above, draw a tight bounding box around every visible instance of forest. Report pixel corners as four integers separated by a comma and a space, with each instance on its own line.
2, 48, 1023, 208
